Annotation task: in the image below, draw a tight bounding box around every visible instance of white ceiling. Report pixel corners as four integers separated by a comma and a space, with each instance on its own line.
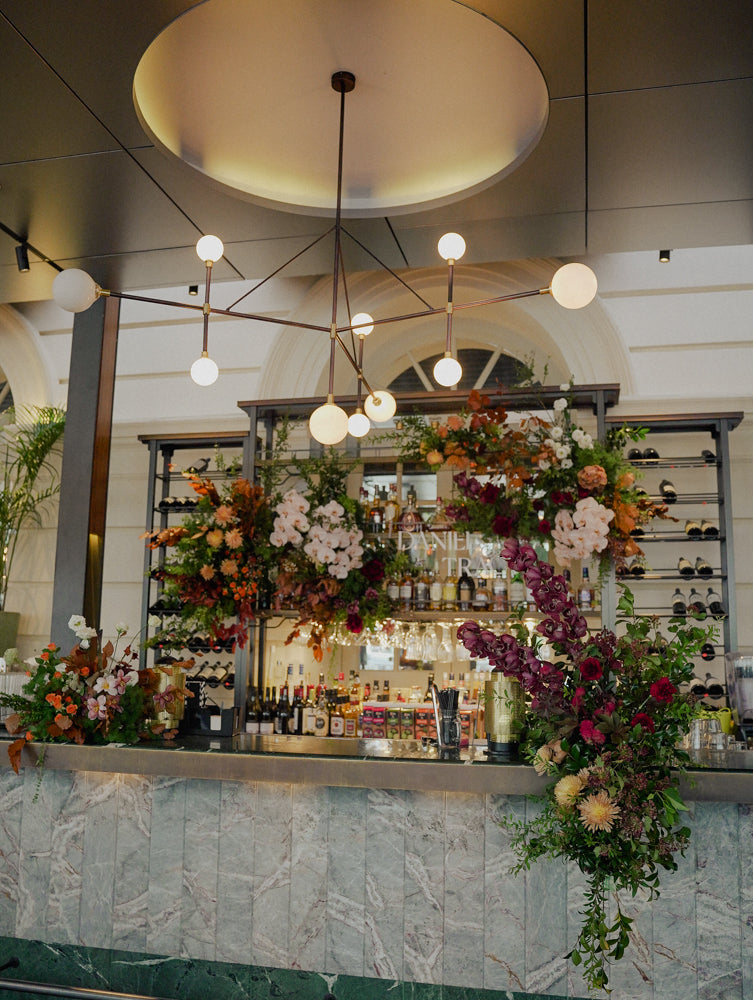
1, 0, 752, 306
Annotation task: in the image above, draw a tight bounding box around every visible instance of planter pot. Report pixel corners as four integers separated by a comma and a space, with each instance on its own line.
0, 611, 21, 655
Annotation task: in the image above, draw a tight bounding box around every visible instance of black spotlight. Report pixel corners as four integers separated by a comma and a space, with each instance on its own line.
15, 244, 30, 272
188, 284, 199, 295
659, 249, 671, 263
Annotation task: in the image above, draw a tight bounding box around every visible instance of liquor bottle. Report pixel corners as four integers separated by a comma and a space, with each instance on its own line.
382, 679, 390, 702
290, 685, 304, 735
386, 572, 400, 605
429, 568, 443, 611
372, 680, 380, 701
303, 687, 318, 735
383, 484, 401, 534
399, 568, 414, 612
315, 672, 327, 701
399, 486, 424, 532
456, 566, 475, 611
259, 687, 274, 735
274, 684, 291, 734
442, 565, 457, 611
414, 566, 430, 611
245, 687, 261, 734
706, 587, 725, 619
509, 573, 525, 608
424, 672, 435, 700
367, 488, 384, 534
492, 571, 507, 612
313, 689, 329, 736
473, 576, 490, 611
359, 486, 369, 517
428, 496, 452, 531
579, 568, 594, 610
671, 588, 687, 615
363, 680, 371, 701
329, 695, 345, 737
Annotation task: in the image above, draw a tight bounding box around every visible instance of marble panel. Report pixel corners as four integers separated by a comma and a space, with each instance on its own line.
16, 768, 74, 942
483, 794, 527, 995
564, 858, 591, 1000
603, 882, 654, 1000
111, 773, 153, 952
364, 787, 407, 981
78, 771, 119, 950
0, 769, 24, 936
740, 804, 753, 1000
326, 785, 367, 976
180, 778, 221, 962
1, 937, 112, 989
215, 780, 256, 966
695, 801, 743, 1000
146, 776, 186, 957
651, 800, 698, 1000
403, 791, 445, 985
251, 782, 292, 968
522, 799, 567, 996
442, 792, 485, 989
289, 783, 329, 973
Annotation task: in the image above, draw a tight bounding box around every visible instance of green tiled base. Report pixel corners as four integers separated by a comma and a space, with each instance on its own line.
0, 938, 581, 1000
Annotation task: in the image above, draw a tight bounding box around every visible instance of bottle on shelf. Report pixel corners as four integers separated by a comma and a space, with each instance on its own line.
329, 693, 345, 737
274, 684, 291, 734
472, 576, 490, 611
492, 571, 508, 612
205, 663, 228, 688
245, 687, 261, 734
313, 688, 329, 736
688, 588, 706, 617
429, 568, 443, 611
399, 485, 424, 532
706, 587, 725, 619
367, 487, 384, 534
678, 556, 695, 577
290, 685, 304, 735
399, 567, 414, 612
671, 588, 687, 616
259, 687, 274, 735
222, 667, 235, 690
579, 569, 594, 611
442, 564, 457, 611
414, 565, 430, 611
383, 483, 401, 534
695, 556, 713, 578
424, 671, 435, 700
428, 496, 452, 531
381, 680, 390, 702
456, 565, 475, 611
509, 572, 525, 608
659, 479, 677, 503
303, 687, 318, 735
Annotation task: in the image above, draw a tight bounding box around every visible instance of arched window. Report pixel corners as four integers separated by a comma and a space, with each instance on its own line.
387, 348, 534, 394
0, 365, 13, 414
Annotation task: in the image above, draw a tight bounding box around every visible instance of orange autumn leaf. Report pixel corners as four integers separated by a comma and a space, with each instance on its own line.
7, 737, 25, 775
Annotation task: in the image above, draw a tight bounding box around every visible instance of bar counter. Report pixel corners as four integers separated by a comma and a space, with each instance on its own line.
4, 733, 752, 801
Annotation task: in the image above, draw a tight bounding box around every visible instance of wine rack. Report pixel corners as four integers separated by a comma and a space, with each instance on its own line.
603, 411, 742, 697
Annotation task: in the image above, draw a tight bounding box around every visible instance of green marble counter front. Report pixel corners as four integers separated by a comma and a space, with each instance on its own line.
3, 734, 752, 801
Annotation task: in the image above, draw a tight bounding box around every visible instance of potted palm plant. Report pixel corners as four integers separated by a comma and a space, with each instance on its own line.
0, 405, 66, 651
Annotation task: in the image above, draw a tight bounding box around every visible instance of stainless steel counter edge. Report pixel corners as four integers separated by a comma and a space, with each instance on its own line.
2, 741, 753, 801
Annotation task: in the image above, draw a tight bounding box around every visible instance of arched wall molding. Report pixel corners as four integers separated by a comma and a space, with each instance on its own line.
0, 304, 55, 407
258, 259, 635, 399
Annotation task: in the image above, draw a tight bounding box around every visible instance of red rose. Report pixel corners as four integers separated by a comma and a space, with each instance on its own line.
346, 612, 363, 635
631, 712, 656, 733
579, 657, 603, 681
650, 677, 677, 703
362, 558, 385, 584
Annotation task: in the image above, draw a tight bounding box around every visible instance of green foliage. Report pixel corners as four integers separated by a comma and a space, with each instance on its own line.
0, 405, 66, 610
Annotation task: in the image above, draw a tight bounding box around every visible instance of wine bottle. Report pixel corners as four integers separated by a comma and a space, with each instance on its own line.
290, 685, 304, 735
678, 556, 695, 577
706, 587, 725, 619
367, 487, 384, 534
222, 668, 235, 690
274, 684, 291, 734
205, 664, 228, 688
695, 556, 713, 578
671, 588, 687, 616
688, 588, 706, 617
659, 479, 677, 503
259, 687, 274, 735
245, 687, 261, 734
414, 566, 430, 611
456, 567, 475, 611
429, 569, 443, 611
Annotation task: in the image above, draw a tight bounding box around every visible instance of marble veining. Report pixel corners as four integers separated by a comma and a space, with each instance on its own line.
1, 765, 752, 998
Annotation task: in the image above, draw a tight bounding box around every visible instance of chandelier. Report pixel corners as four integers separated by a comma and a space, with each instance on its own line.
51, 71, 597, 445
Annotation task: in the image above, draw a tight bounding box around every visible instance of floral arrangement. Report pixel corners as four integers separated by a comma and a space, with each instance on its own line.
458, 538, 713, 991
394, 388, 668, 568
146, 472, 272, 649
0, 615, 189, 771
268, 452, 392, 658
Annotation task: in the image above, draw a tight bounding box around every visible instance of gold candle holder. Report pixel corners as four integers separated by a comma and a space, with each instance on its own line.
484, 672, 524, 759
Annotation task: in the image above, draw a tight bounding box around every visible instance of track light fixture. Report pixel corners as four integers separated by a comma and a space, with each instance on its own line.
14, 244, 30, 273
51, 69, 598, 441
659, 249, 671, 263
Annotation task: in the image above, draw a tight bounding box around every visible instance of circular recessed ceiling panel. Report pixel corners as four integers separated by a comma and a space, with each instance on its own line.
134, 0, 549, 218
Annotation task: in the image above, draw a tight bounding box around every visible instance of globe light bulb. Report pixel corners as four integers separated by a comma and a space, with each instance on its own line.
347, 409, 371, 438
363, 390, 397, 423
190, 353, 219, 386
196, 235, 224, 263
52, 268, 100, 312
309, 401, 349, 444
433, 355, 463, 387
351, 312, 374, 336
549, 263, 598, 309
437, 232, 466, 262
